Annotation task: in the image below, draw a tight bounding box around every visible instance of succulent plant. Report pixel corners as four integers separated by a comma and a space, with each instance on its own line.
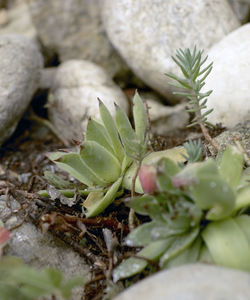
113, 145, 250, 281
41, 92, 187, 217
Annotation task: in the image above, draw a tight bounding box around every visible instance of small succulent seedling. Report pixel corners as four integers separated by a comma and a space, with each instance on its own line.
41, 92, 186, 217
182, 139, 202, 163
113, 145, 250, 281
166, 47, 219, 151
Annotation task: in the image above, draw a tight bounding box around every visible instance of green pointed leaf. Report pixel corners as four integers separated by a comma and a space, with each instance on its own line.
115, 104, 141, 158
165, 237, 201, 269
80, 141, 121, 183
43, 171, 74, 189
86, 118, 115, 156
125, 221, 184, 247
202, 218, 250, 271
234, 215, 250, 243
50, 152, 106, 186
199, 245, 214, 264
235, 185, 250, 211
218, 145, 244, 188
85, 177, 123, 217
160, 227, 199, 268
113, 239, 172, 282
133, 91, 147, 145
98, 99, 125, 162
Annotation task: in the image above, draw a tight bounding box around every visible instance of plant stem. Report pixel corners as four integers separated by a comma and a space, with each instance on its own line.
129, 159, 142, 231
199, 122, 219, 151
190, 83, 219, 152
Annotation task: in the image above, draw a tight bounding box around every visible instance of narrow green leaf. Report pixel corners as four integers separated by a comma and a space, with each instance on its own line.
115, 104, 141, 158
234, 215, 250, 244
125, 221, 184, 247
165, 237, 201, 268
51, 152, 106, 186
160, 227, 199, 267
85, 177, 123, 217
133, 91, 147, 145
113, 239, 172, 282
98, 99, 125, 162
43, 171, 74, 189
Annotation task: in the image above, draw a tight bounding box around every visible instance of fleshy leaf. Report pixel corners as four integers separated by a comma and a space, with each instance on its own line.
43, 171, 74, 189
125, 221, 184, 247
115, 104, 142, 158
49, 152, 106, 187
98, 99, 125, 163
160, 227, 199, 267
218, 145, 244, 188
113, 239, 172, 282
85, 177, 123, 217
190, 174, 235, 220
234, 215, 250, 244
86, 118, 116, 156
80, 141, 121, 183
133, 91, 147, 145
235, 185, 250, 211
202, 217, 250, 271
165, 237, 202, 269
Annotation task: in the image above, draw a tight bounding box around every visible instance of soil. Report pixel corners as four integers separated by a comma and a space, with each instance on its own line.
0, 102, 224, 300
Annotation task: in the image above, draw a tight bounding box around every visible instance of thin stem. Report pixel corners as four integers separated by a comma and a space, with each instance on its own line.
129, 159, 142, 231
189, 81, 219, 152
199, 122, 219, 151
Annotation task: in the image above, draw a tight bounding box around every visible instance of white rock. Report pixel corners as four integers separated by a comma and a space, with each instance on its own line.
140, 92, 188, 135
204, 24, 250, 128
114, 264, 250, 300
102, 0, 239, 103
48, 60, 129, 142
0, 34, 43, 145
0, 1, 37, 42
28, 0, 128, 77
4, 222, 90, 300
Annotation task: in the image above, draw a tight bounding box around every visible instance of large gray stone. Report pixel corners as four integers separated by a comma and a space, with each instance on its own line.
27, 0, 128, 77
0, 195, 90, 300
0, 1, 37, 41
114, 264, 250, 300
228, 0, 250, 23
102, 0, 239, 103
0, 34, 43, 145
48, 60, 129, 142
204, 24, 250, 128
